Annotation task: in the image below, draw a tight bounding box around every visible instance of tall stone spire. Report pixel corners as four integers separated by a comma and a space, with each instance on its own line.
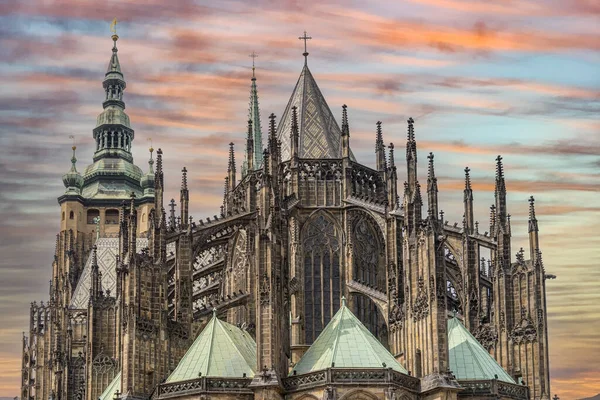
405, 118, 422, 234
245, 51, 263, 172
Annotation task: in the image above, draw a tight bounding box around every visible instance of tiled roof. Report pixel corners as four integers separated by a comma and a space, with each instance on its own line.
70, 238, 176, 309
292, 299, 407, 375
278, 64, 356, 162
448, 317, 515, 383
166, 312, 257, 382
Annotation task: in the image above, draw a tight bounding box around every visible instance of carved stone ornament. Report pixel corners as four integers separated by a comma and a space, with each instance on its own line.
473, 323, 498, 351
510, 309, 537, 344
259, 273, 270, 305
469, 288, 479, 312
412, 276, 429, 321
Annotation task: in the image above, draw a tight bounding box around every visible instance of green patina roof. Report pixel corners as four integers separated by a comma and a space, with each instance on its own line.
99, 372, 121, 400
448, 317, 515, 383
292, 300, 407, 375
166, 312, 257, 382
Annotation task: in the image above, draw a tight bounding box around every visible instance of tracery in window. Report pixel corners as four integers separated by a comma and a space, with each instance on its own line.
302, 214, 341, 344
352, 216, 381, 288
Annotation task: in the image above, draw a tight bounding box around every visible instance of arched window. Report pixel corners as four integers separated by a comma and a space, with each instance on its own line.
62, 212, 65, 221
352, 215, 384, 289
87, 209, 100, 224
142, 213, 146, 223
105, 209, 119, 224
302, 214, 341, 344
69, 211, 74, 220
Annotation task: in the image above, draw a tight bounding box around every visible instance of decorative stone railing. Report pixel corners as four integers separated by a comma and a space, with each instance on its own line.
460, 379, 529, 399
283, 368, 420, 393
156, 377, 252, 399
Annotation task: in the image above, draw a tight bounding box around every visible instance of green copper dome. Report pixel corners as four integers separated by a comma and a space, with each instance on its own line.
292, 298, 407, 375
166, 311, 257, 382
448, 317, 515, 383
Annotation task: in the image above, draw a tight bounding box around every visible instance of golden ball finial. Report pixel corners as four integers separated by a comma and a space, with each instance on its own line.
72, 145, 77, 151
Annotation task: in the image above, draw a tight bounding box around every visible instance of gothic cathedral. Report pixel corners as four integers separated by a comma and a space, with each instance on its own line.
21, 31, 552, 400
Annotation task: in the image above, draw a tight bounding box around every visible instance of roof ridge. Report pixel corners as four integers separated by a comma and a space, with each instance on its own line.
346, 306, 390, 366
329, 306, 345, 365
215, 318, 255, 373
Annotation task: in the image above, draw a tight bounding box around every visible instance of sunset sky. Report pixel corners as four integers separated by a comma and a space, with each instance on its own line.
0, 0, 598, 398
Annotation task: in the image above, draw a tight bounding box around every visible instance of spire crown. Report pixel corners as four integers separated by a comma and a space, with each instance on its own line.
228, 142, 236, 173
465, 167, 472, 190
181, 167, 188, 190
341, 104, 349, 136
427, 152, 436, 179
407, 117, 415, 141
528, 196, 536, 220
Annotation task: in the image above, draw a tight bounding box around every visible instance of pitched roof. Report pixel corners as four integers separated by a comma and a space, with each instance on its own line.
292, 300, 407, 375
277, 64, 356, 161
99, 372, 121, 400
166, 312, 257, 382
448, 317, 515, 383
70, 238, 175, 309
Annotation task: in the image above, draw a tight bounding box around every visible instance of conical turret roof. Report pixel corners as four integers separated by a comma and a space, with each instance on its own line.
278, 64, 355, 161
448, 317, 515, 383
166, 312, 257, 382
292, 299, 406, 375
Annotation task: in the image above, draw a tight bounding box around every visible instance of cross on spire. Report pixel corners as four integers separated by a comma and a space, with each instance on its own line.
249, 51, 258, 78
298, 30, 312, 64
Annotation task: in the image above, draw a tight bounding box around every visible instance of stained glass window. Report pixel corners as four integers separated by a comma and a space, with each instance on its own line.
302, 215, 341, 344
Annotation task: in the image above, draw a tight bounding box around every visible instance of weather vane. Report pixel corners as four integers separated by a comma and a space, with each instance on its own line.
110, 17, 118, 41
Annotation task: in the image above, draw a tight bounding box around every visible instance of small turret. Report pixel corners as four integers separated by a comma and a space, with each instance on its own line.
140, 146, 155, 197
62, 145, 84, 195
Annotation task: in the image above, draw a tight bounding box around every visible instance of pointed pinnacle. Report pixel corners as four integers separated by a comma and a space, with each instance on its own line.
181, 167, 188, 190
228, 142, 235, 172
495, 155, 504, 179
427, 152, 435, 179
529, 196, 536, 220
464, 167, 472, 190
291, 106, 299, 138
376, 121, 383, 146
341, 105, 349, 136
407, 117, 415, 141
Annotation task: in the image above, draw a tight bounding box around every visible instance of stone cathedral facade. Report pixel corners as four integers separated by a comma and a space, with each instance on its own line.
22, 32, 553, 400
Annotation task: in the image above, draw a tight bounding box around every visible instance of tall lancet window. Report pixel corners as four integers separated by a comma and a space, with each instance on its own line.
352, 215, 385, 290
302, 214, 341, 343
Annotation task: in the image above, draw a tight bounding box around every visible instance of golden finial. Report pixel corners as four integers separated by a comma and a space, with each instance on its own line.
110, 18, 118, 41
69, 135, 76, 151
147, 137, 153, 153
